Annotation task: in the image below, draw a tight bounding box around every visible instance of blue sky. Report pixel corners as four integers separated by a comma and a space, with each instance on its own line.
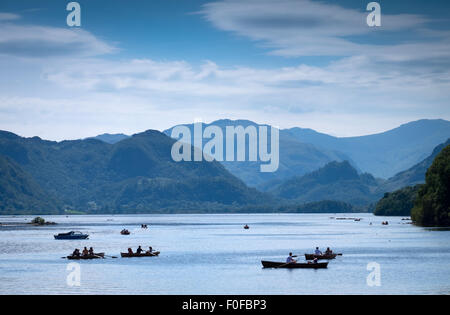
0, 0, 449, 140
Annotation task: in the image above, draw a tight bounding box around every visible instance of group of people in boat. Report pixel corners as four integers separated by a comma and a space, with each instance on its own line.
121, 229, 130, 235
286, 247, 335, 264
314, 247, 333, 256
127, 246, 154, 255
141, 224, 148, 229
286, 252, 320, 264
71, 247, 96, 257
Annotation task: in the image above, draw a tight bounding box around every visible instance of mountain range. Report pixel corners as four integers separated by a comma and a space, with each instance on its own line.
91, 119, 450, 187
162, 119, 450, 188
0, 130, 269, 214
284, 119, 450, 179
164, 119, 352, 188
0, 119, 449, 214
267, 138, 449, 208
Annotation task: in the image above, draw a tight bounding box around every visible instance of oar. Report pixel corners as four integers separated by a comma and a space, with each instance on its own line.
103, 254, 118, 259
93, 254, 105, 259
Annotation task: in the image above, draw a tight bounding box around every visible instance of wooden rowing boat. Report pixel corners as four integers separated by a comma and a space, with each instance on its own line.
120, 251, 160, 258
304, 253, 340, 260
66, 253, 105, 260
261, 260, 328, 269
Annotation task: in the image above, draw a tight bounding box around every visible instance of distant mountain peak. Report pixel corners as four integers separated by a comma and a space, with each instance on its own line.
0, 130, 20, 140
305, 160, 360, 183
88, 133, 130, 144
270, 159, 380, 206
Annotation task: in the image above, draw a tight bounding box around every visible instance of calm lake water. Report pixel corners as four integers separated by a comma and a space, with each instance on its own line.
0, 213, 449, 295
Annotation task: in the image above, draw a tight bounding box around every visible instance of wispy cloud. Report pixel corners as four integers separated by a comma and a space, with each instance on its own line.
0, 13, 116, 58
0, 12, 20, 21
42, 55, 450, 96
200, 0, 448, 62
1, 54, 445, 140
0, 3, 449, 140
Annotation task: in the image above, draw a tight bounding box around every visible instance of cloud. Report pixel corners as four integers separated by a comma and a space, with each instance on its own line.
0, 5, 449, 140
0, 13, 116, 58
0, 12, 20, 21
42, 55, 450, 96
200, 0, 449, 62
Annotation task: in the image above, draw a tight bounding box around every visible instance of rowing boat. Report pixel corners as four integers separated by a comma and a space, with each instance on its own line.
120, 251, 160, 258
66, 253, 105, 260
304, 253, 340, 260
261, 261, 328, 269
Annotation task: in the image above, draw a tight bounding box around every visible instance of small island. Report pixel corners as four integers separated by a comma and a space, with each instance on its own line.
28, 217, 57, 226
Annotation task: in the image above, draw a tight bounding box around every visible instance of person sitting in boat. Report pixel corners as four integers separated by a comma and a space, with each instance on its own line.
325, 247, 333, 255
72, 249, 80, 257
82, 247, 89, 256
314, 247, 323, 256
286, 252, 296, 263
147, 246, 153, 253
127, 248, 133, 255
136, 246, 143, 254
313, 258, 318, 264
88, 247, 94, 255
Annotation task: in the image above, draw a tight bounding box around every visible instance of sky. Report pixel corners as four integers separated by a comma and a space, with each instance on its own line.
0, 0, 449, 140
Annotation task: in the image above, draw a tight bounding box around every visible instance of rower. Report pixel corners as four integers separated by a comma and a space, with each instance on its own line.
286, 252, 296, 263
82, 247, 89, 256
136, 246, 143, 254
147, 246, 153, 253
325, 247, 333, 255
127, 248, 134, 255
314, 247, 323, 255
88, 247, 94, 255
72, 249, 80, 257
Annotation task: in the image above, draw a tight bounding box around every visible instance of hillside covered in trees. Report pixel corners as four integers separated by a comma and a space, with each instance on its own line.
412, 145, 450, 227
0, 130, 271, 214
269, 161, 382, 206
374, 185, 421, 216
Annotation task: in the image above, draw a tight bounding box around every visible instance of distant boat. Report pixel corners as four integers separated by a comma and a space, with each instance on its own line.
305, 253, 340, 260
66, 253, 104, 260
120, 229, 130, 235
244, 225, 250, 229
54, 231, 89, 240
261, 261, 328, 269
120, 251, 160, 258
